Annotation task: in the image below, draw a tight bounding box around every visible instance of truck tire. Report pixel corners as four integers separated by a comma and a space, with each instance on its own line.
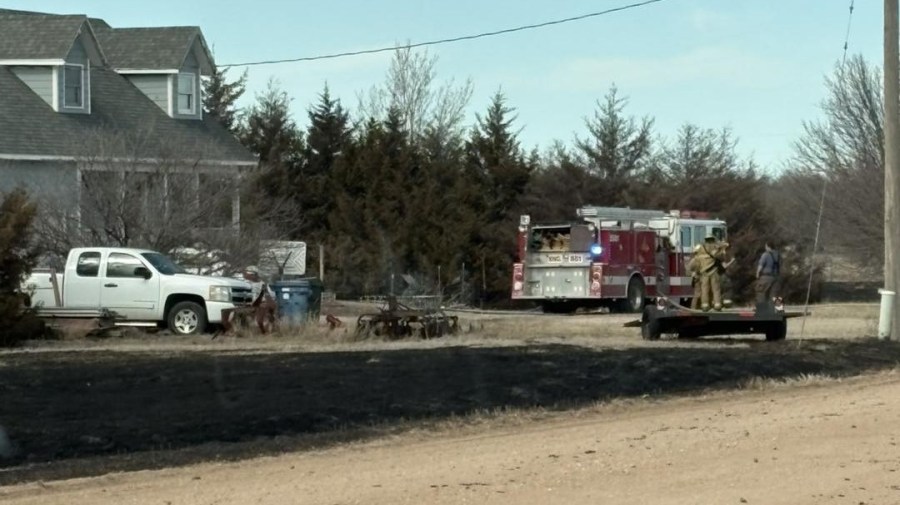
167, 301, 207, 336
624, 277, 646, 313
765, 321, 787, 341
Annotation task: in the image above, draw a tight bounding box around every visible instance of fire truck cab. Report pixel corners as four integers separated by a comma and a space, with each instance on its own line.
511, 206, 727, 313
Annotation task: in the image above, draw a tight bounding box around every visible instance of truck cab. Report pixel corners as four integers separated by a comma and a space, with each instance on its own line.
25, 247, 253, 335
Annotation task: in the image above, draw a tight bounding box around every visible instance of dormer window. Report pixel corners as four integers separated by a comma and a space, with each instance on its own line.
64, 64, 84, 108
177, 72, 195, 114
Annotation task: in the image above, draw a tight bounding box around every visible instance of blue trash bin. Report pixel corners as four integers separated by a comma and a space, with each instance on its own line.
271, 278, 324, 326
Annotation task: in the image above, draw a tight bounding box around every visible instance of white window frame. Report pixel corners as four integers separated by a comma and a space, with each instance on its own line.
177, 72, 196, 115
63, 63, 85, 109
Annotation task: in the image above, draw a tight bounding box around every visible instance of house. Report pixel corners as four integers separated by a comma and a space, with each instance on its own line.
0, 8, 257, 237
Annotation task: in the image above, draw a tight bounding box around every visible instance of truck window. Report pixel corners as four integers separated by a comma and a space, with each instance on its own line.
711, 227, 726, 241
694, 225, 707, 243
680, 227, 692, 251
141, 252, 186, 275
106, 253, 146, 278
76, 252, 101, 277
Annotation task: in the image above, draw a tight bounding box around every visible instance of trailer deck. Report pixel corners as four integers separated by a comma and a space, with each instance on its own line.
626, 297, 805, 341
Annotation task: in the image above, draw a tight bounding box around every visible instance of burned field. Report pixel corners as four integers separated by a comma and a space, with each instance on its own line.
1, 331, 899, 485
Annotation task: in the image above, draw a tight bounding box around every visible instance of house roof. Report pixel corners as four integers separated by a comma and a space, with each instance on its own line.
0, 13, 87, 60
93, 25, 213, 72
0, 66, 256, 164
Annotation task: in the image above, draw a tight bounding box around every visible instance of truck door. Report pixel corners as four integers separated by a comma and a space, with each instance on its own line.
100, 252, 160, 320
62, 250, 103, 308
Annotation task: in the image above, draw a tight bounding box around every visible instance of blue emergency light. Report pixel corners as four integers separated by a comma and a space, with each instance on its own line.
590, 244, 603, 256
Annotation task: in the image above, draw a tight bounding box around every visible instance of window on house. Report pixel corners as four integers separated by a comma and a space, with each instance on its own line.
64, 64, 83, 107
177, 73, 195, 114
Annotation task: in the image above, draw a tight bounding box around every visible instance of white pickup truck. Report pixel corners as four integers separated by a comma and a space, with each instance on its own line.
23, 247, 254, 335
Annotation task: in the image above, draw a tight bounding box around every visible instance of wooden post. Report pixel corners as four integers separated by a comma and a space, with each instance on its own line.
319, 244, 324, 281
231, 178, 241, 233
50, 267, 61, 307
885, 0, 900, 339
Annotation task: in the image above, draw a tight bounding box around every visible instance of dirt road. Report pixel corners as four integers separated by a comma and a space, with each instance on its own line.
3, 373, 900, 505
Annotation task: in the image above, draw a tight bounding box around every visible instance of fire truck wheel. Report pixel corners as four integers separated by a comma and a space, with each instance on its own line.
625, 277, 646, 313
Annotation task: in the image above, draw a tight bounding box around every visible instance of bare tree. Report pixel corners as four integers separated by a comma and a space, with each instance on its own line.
786, 55, 884, 275
32, 125, 298, 274
357, 45, 473, 143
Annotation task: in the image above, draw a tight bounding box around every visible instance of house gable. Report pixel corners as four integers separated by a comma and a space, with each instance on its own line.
0, 9, 255, 167
126, 74, 169, 112
9, 66, 53, 106
0, 14, 104, 114
94, 26, 213, 120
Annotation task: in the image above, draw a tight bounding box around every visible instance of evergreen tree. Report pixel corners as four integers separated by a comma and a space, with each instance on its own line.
203, 67, 248, 133
0, 189, 43, 346
523, 143, 598, 221
240, 79, 304, 202
298, 84, 351, 238
465, 91, 533, 301
576, 85, 653, 205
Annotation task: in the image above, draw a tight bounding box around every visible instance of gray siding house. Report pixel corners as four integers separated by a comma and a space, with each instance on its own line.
0, 9, 257, 235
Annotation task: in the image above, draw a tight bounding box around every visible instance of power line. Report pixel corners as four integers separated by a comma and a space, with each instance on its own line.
220, 0, 668, 68
842, 0, 855, 61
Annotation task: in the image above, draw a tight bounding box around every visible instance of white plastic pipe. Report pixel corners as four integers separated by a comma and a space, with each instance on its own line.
878, 289, 896, 340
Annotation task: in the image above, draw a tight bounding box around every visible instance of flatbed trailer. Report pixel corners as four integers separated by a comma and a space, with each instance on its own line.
626, 297, 804, 341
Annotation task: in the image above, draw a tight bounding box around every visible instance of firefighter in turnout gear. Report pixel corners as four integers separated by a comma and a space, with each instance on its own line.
688, 252, 703, 310
696, 234, 729, 311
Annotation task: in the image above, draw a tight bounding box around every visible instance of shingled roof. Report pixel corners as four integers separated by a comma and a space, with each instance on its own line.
93, 25, 212, 72
0, 13, 87, 60
0, 65, 255, 163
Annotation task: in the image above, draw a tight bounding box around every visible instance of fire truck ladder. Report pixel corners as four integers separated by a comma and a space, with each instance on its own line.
576, 206, 668, 223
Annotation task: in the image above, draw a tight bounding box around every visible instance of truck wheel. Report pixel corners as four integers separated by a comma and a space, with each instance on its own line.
625, 277, 646, 313
641, 306, 661, 340
765, 321, 787, 341
168, 301, 207, 335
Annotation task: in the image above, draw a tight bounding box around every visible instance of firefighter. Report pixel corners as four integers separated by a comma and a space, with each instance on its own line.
697, 234, 727, 311
688, 251, 702, 309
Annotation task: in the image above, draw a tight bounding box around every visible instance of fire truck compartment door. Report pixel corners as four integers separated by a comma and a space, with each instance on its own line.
524, 267, 589, 297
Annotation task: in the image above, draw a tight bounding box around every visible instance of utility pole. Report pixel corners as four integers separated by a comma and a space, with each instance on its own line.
885, 0, 900, 339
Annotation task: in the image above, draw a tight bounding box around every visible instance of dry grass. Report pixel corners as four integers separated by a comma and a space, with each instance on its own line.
0, 300, 890, 485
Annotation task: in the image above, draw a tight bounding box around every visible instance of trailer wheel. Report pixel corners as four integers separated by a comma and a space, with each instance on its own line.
641, 306, 661, 340
624, 277, 646, 313
765, 321, 787, 341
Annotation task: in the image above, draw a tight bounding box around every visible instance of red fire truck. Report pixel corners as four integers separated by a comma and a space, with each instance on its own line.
511, 206, 727, 313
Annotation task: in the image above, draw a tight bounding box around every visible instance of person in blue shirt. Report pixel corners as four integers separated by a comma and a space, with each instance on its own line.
755, 241, 781, 304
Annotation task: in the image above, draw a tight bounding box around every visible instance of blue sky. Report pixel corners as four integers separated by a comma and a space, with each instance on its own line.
5, 0, 881, 172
